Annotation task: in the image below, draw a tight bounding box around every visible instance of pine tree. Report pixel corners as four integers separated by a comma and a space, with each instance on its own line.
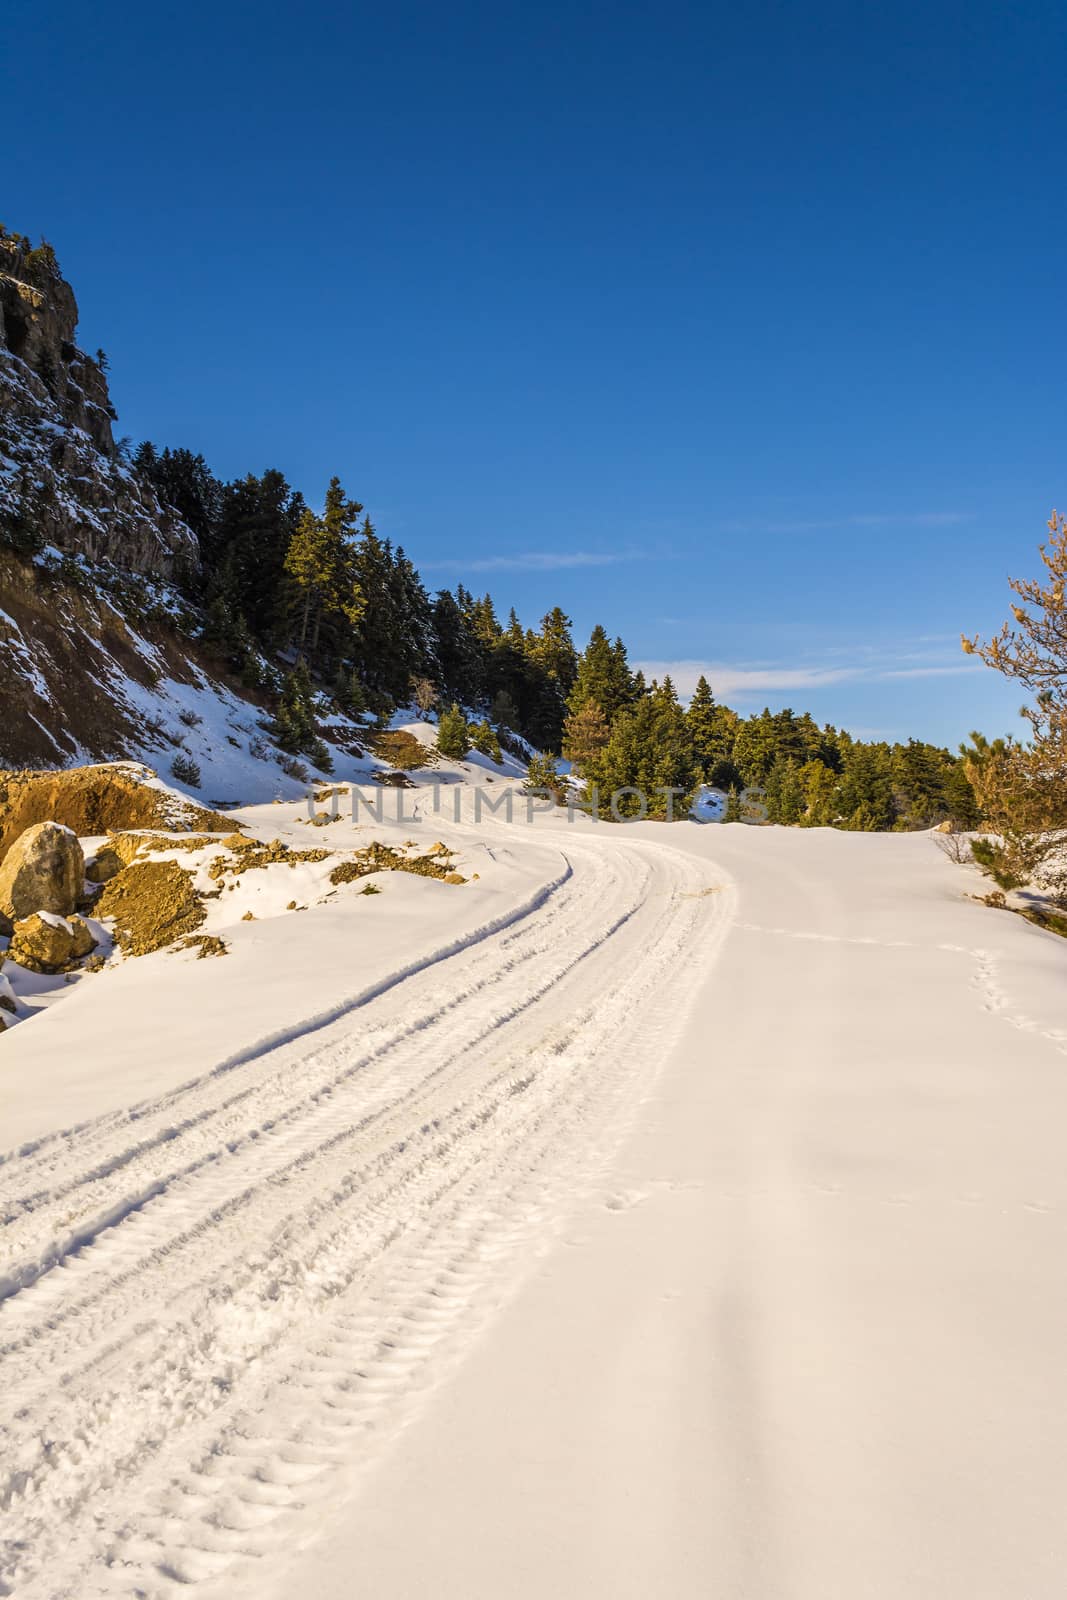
529, 607, 578, 694
835, 744, 895, 830
284, 478, 364, 664
561, 701, 610, 777
469, 720, 502, 763
591, 680, 699, 819
567, 625, 633, 724
764, 754, 805, 824
432, 590, 484, 705
732, 709, 781, 788
272, 661, 332, 772
963, 510, 1067, 901
798, 760, 838, 826
209, 470, 303, 644
490, 689, 520, 731
436, 703, 471, 759
685, 675, 717, 777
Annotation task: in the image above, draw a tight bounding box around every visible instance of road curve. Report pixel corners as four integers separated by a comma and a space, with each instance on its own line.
0, 833, 733, 1598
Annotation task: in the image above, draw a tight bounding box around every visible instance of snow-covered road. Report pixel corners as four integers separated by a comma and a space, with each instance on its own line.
3, 817, 1066, 1599
0, 831, 734, 1597
277, 825, 1067, 1600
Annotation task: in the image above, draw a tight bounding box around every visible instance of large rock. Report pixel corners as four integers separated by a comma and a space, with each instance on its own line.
7, 911, 97, 974
0, 232, 199, 576
0, 821, 85, 919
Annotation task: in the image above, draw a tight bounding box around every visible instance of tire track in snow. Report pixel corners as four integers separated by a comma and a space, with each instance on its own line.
0, 836, 735, 1598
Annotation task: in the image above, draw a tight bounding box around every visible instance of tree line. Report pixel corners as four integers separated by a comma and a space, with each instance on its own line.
128, 444, 975, 828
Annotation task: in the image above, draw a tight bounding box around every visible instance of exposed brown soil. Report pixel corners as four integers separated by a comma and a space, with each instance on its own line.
0, 765, 233, 862
207, 837, 331, 878
0, 552, 200, 769
94, 859, 206, 956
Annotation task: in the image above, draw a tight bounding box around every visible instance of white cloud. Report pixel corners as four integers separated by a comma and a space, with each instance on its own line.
635, 652, 982, 701
727, 511, 971, 535
635, 661, 856, 698
422, 550, 644, 573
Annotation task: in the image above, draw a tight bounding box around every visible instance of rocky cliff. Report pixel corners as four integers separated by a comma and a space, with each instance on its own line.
0, 230, 198, 576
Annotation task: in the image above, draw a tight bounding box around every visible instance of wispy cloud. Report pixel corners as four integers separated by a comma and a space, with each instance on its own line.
635, 650, 981, 701
636, 662, 857, 698
421, 549, 646, 574
725, 511, 971, 535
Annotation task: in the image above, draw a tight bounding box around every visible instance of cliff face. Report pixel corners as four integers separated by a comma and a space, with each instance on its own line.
0, 233, 198, 577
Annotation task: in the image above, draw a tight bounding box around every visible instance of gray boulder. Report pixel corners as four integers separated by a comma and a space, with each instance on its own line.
0, 822, 85, 921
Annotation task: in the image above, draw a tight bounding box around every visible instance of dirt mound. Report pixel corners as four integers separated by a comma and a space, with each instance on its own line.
0, 765, 233, 862
85, 831, 224, 883
207, 837, 330, 878
93, 859, 206, 956
329, 842, 461, 885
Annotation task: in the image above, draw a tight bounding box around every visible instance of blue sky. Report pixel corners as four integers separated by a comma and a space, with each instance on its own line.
5, 0, 1063, 746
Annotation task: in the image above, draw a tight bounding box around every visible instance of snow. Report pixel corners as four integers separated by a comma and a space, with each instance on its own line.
1, 806, 1066, 1597
33, 910, 72, 930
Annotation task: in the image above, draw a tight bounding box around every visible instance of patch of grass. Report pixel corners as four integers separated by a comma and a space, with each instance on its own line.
1018, 905, 1067, 939
973, 891, 1067, 940
369, 728, 436, 771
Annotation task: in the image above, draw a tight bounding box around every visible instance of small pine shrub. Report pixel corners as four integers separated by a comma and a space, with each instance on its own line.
523, 753, 565, 804
469, 720, 502, 764
171, 752, 202, 787
178, 708, 203, 728
277, 753, 310, 782
970, 836, 1028, 891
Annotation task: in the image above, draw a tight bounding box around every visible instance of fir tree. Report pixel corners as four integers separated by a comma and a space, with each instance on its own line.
432, 590, 484, 705
272, 661, 332, 772
490, 689, 520, 731
685, 675, 717, 777
567, 625, 633, 723
562, 701, 610, 777
436, 703, 471, 759
284, 478, 364, 664
592, 680, 699, 819
468, 719, 502, 763
764, 754, 806, 824
799, 759, 838, 826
